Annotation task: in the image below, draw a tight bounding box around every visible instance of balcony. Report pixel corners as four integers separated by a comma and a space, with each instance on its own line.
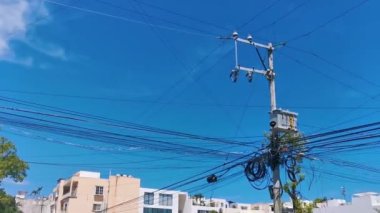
62, 181, 78, 199
94, 194, 104, 202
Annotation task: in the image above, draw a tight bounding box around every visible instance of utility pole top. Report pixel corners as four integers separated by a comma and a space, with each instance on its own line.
224, 31, 299, 213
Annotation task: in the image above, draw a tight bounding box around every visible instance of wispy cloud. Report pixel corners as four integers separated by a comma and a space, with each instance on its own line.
0, 0, 66, 66
3, 178, 30, 186
1, 55, 33, 67
0, 0, 28, 57
25, 39, 68, 61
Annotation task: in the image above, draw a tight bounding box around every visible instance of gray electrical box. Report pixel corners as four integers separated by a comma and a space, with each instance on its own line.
270, 109, 298, 132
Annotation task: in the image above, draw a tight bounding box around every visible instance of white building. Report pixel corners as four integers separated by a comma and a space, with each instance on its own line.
140, 188, 188, 213
313, 192, 380, 213
15, 192, 50, 213
15, 170, 293, 213
186, 196, 273, 213
139, 188, 273, 213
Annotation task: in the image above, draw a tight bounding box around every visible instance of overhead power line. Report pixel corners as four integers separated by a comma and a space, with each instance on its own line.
103, 151, 256, 211
0, 96, 255, 147
0, 89, 379, 110
237, 0, 281, 30
285, 0, 370, 43
285, 45, 380, 89
93, 0, 226, 37
0, 111, 244, 158
119, 0, 230, 32
279, 51, 373, 98
253, 0, 311, 33
44, 0, 218, 38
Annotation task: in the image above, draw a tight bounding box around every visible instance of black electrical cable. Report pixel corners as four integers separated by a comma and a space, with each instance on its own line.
104, 151, 256, 211
244, 156, 267, 182
254, 0, 310, 33
0, 96, 254, 147
287, 169, 297, 182
279, 51, 373, 98
286, 0, 370, 43
254, 46, 268, 70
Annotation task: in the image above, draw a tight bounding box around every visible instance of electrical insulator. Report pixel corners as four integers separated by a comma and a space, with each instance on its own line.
232, 31, 238, 40
247, 34, 253, 43
246, 71, 253, 82
230, 69, 239, 82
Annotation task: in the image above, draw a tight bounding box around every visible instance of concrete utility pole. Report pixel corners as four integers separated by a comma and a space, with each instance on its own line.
225, 32, 298, 213
267, 43, 282, 213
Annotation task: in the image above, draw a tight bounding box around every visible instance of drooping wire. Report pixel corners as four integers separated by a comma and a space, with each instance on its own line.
43, 0, 217, 38
253, 0, 311, 34
285, 0, 370, 43
278, 51, 373, 98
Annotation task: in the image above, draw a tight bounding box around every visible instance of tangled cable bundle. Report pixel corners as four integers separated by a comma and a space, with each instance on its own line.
245, 156, 267, 182
285, 156, 297, 182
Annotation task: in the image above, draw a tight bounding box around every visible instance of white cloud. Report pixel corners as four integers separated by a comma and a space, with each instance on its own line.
25, 39, 68, 61
0, 0, 29, 57
0, 0, 65, 66
3, 178, 30, 186
1, 55, 33, 67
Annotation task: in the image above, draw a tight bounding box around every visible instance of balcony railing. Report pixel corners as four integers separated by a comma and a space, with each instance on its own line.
94, 194, 104, 202
61, 190, 77, 199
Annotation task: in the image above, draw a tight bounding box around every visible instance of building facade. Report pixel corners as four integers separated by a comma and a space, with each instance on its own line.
186, 197, 273, 213
313, 192, 380, 213
16, 170, 322, 213
16, 192, 50, 213
139, 188, 188, 213
49, 171, 140, 213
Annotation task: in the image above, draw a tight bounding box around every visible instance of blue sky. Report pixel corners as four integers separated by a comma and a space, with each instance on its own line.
0, 0, 380, 204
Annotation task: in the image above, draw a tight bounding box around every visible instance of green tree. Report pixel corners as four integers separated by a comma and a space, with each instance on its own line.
0, 137, 29, 182
0, 137, 29, 213
313, 197, 327, 204
0, 189, 22, 213
279, 132, 310, 213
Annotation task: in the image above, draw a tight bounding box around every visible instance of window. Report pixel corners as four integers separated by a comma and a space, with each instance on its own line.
95, 186, 103, 195
61, 203, 68, 211
93, 204, 101, 212
143, 208, 172, 213
144, 192, 154, 205
252, 206, 260, 210
159, 194, 173, 206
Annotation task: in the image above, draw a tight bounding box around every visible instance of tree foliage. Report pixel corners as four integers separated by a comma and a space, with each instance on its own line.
0, 137, 29, 213
280, 132, 311, 213
0, 189, 21, 213
0, 137, 29, 183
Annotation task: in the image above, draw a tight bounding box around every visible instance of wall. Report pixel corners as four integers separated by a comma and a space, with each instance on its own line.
107, 175, 141, 213
313, 194, 380, 213
48, 173, 140, 213
140, 188, 183, 213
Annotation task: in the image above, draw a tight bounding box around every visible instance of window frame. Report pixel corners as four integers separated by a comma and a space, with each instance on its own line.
159, 194, 173, 206
93, 204, 101, 211
95, 186, 104, 195
144, 192, 154, 205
